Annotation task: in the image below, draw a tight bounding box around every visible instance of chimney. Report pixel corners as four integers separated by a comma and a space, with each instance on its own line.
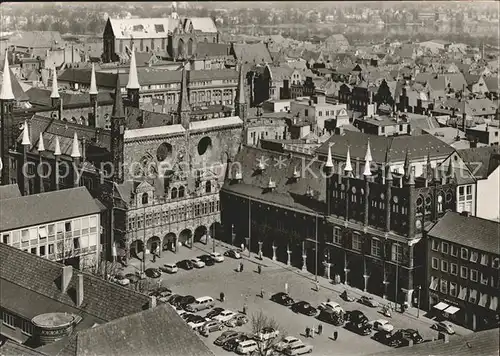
61, 265, 73, 293
76, 274, 84, 307
149, 295, 157, 308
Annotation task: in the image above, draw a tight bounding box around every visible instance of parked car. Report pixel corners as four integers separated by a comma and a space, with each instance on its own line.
223, 333, 251, 352
318, 309, 345, 326
201, 320, 224, 333
275, 336, 302, 352
111, 274, 130, 286
318, 301, 344, 313
124, 273, 140, 284
291, 301, 317, 316
236, 339, 258, 355
255, 327, 279, 341
198, 255, 215, 266
358, 296, 379, 308
285, 343, 313, 355
188, 316, 209, 331
145, 268, 161, 279
182, 313, 197, 322
271, 292, 295, 306
399, 329, 424, 344
190, 257, 206, 268
159, 263, 178, 274
179, 295, 196, 308
148, 287, 172, 303
432, 321, 455, 335
224, 249, 242, 259
210, 252, 225, 262
168, 294, 183, 306
185, 296, 215, 312
206, 307, 225, 319
345, 310, 369, 325
225, 314, 248, 327
177, 260, 194, 270
389, 329, 424, 347
174, 306, 187, 317
345, 321, 372, 336
373, 330, 395, 345
370, 319, 394, 332
214, 330, 239, 346
214, 310, 237, 323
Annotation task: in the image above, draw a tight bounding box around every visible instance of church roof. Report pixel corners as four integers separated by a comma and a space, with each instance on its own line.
108, 18, 177, 40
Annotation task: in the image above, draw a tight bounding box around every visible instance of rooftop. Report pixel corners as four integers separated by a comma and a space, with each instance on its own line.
124, 124, 185, 140
108, 18, 177, 40
0, 187, 102, 231
427, 212, 500, 254
458, 146, 500, 179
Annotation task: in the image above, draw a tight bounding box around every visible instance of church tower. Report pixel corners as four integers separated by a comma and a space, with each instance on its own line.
178, 63, 191, 129
126, 46, 140, 109
0, 50, 15, 185
111, 73, 125, 184
235, 62, 247, 122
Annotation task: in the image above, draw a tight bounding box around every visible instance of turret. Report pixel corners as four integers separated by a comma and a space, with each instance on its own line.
344, 146, 353, 177
89, 63, 98, 127
344, 146, 352, 222
407, 160, 416, 239
235, 62, 247, 121
178, 63, 190, 129
53, 135, 61, 191
21, 121, 31, 195
37, 132, 45, 193
71, 132, 81, 188
111, 73, 125, 184
50, 68, 60, 107
1, 50, 15, 185
324, 143, 334, 216
403, 148, 410, 180
126, 46, 140, 108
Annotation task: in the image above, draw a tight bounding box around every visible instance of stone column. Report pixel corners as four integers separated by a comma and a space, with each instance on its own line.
272, 244, 277, 261
287, 246, 291, 266
258, 241, 263, 259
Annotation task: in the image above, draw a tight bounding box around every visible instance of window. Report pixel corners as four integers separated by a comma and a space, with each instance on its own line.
305, 109, 308, 117
391, 243, 403, 263
493, 258, 499, 269
332, 227, 342, 244
458, 286, 467, 300
371, 239, 381, 257
451, 245, 458, 257
460, 266, 468, 279
65, 222, 72, 232
205, 180, 212, 193
449, 282, 457, 297
440, 279, 448, 294
178, 186, 185, 198
48, 244, 54, 254
2, 233, 9, 244
480, 254, 489, 266
461, 247, 468, 260
450, 263, 458, 275
470, 269, 478, 282
432, 240, 440, 251
432, 257, 439, 269
468, 289, 477, 304
480, 273, 489, 285
89, 216, 97, 232
352, 233, 362, 251
318, 111, 322, 116
441, 260, 449, 273
399, 124, 404, 131
21, 320, 34, 336
441, 242, 449, 254
2, 311, 15, 328
40, 245, 46, 256
30, 247, 37, 255
470, 251, 478, 263
429, 276, 438, 290
171, 187, 178, 199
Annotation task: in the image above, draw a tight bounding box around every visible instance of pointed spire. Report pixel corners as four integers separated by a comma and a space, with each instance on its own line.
112, 71, 125, 118
38, 132, 45, 152
89, 63, 98, 95
363, 159, 372, 176
71, 132, 81, 158
344, 146, 353, 173
325, 144, 334, 168
126, 46, 140, 90
179, 63, 190, 113
364, 139, 373, 163
447, 156, 455, 178
50, 68, 60, 99
404, 148, 410, 178
21, 121, 31, 146
0, 50, 15, 100
54, 136, 61, 156
236, 61, 246, 105
426, 151, 432, 180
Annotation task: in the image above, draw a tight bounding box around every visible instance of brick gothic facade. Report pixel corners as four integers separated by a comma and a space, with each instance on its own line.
220, 146, 457, 305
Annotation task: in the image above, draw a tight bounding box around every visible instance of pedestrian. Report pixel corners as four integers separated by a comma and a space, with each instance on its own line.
327, 298, 331, 303
257, 265, 262, 274
260, 287, 264, 298
220, 292, 225, 302
240, 262, 244, 272
243, 303, 247, 315
333, 330, 338, 341
305, 327, 310, 338
310, 327, 314, 338
318, 324, 323, 335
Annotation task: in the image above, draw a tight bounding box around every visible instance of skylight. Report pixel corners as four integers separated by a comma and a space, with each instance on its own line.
155, 24, 165, 33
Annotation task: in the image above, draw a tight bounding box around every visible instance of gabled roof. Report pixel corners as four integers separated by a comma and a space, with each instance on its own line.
427, 212, 500, 253
232, 43, 272, 64
0, 242, 151, 322
316, 131, 454, 163
63, 304, 214, 356
458, 146, 500, 179
108, 18, 177, 40
0, 184, 21, 200
26, 88, 113, 108
195, 42, 230, 58
0, 187, 102, 231
484, 77, 499, 93
0, 340, 48, 356
58, 69, 118, 88
268, 64, 293, 81
188, 17, 218, 33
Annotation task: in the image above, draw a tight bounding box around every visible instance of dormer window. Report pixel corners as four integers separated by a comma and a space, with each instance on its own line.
141, 193, 148, 205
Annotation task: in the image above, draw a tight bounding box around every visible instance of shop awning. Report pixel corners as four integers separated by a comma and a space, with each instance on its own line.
444, 306, 460, 315
433, 302, 450, 311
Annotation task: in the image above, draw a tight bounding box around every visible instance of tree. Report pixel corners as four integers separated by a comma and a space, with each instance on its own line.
251, 310, 285, 356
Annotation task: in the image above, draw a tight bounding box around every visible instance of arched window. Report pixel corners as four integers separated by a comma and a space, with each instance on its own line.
171, 187, 178, 199
205, 180, 212, 193
178, 186, 185, 198
141, 193, 149, 205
